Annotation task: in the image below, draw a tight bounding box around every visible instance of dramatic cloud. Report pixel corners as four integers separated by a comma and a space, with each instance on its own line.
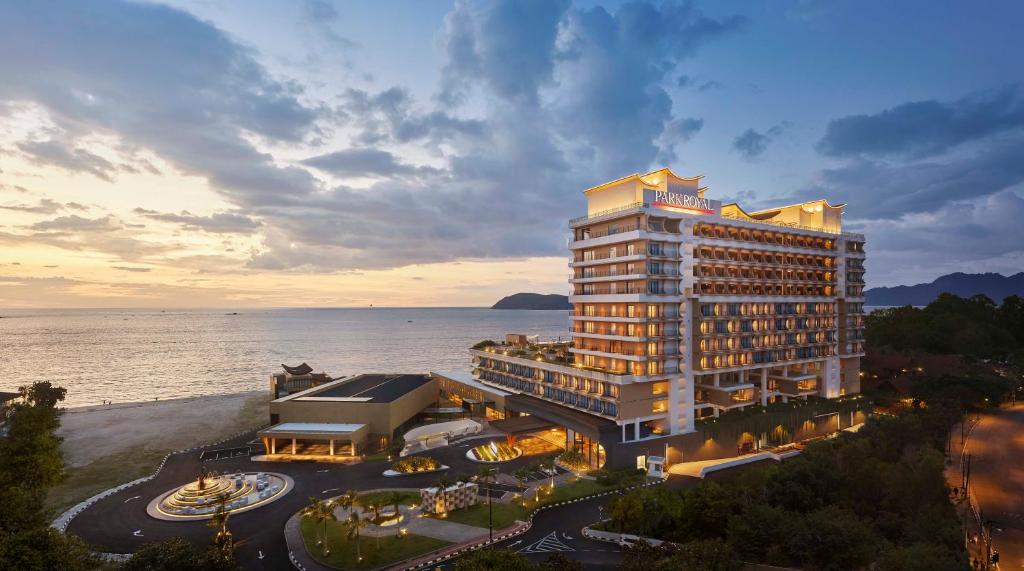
0, 0, 323, 208
817, 87, 1024, 159
133, 208, 262, 234
301, 148, 440, 178
16, 139, 120, 181
733, 124, 785, 160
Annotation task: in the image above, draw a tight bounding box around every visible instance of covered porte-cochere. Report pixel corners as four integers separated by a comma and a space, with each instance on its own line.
496, 393, 618, 469
258, 422, 368, 460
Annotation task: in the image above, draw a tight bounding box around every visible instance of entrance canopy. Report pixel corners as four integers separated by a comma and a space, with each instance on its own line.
259, 422, 368, 441
403, 419, 481, 443
490, 415, 556, 435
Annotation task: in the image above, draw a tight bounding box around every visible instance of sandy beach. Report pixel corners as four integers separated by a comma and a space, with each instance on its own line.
50, 390, 269, 514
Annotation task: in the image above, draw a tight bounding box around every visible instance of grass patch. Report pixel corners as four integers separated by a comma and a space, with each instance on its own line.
357, 490, 419, 507
435, 500, 529, 530
300, 516, 448, 570
437, 477, 628, 530
47, 444, 169, 516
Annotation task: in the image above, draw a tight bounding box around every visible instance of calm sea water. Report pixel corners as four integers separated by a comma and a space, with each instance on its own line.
0, 308, 570, 407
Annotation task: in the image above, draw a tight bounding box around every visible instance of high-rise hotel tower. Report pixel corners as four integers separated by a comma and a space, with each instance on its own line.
471, 168, 865, 462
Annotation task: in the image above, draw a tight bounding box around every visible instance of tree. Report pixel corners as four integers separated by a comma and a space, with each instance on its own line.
120, 538, 239, 571
476, 466, 497, 541
607, 493, 644, 533
346, 511, 368, 562
337, 489, 359, 519
301, 497, 336, 556
207, 492, 234, 553
454, 548, 533, 571
0, 527, 113, 571
512, 468, 530, 505
0, 381, 67, 533
537, 553, 584, 571
436, 476, 453, 513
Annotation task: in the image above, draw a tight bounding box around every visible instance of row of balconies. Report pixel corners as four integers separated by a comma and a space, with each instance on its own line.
695, 266, 835, 283
699, 317, 838, 333
697, 281, 836, 297
694, 222, 837, 251
695, 248, 836, 268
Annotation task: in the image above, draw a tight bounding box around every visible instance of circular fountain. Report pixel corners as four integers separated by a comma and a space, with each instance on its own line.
147, 471, 293, 521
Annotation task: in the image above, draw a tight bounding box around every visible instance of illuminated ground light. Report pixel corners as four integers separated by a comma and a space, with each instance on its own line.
146, 472, 294, 521
466, 440, 522, 463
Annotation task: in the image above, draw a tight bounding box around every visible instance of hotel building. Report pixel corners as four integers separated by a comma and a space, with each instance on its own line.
470, 168, 867, 469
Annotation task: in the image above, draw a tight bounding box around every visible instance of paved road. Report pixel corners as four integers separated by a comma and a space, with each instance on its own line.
66, 432, 549, 571
966, 406, 1024, 569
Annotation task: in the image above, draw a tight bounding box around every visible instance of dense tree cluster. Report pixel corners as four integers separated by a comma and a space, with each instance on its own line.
455, 549, 584, 571
867, 293, 1024, 360
605, 407, 967, 570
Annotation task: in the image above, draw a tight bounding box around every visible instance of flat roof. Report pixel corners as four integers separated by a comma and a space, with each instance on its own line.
262, 422, 366, 434
281, 373, 431, 403
431, 370, 513, 397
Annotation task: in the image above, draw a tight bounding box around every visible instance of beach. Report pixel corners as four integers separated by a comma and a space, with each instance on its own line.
50, 390, 269, 514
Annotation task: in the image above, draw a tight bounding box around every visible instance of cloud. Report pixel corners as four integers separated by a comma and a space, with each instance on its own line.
301, 148, 440, 178
0, 198, 64, 214
856, 191, 1024, 286
0, 0, 324, 209
16, 139, 119, 181
132, 208, 262, 234
0, 0, 746, 273
112, 266, 151, 272
733, 123, 785, 159
30, 214, 120, 232
817, 87, 1024, 159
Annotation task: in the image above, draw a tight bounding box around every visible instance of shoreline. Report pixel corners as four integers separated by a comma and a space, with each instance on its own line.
61, 389, 266, 414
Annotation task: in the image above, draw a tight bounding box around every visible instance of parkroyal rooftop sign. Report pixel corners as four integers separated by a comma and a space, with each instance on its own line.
644, 188, 720, 215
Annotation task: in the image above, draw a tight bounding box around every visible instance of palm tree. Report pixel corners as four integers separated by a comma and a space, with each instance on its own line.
337, 489, 359, 518
207, 492, 233, 552
476, 466, 497, 541
346, 511, 368, 562
364, 500, 382, 549
540, 456, 556, 489
301, 497, 337, 556
513, 467, 530, 505
387, 492, 402, 518
436, 476, 453, 514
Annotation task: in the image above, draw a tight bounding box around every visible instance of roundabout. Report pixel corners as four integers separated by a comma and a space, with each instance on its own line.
146, 470, 293, 521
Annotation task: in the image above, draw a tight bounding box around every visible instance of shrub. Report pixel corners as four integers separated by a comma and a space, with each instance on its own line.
471, 340, 496, 350
392, 456, 440, 473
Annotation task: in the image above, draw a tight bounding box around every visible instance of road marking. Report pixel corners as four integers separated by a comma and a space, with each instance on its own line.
322, 488, 340, 494
562, 532, 573, 540
124, 495, 141, 503
317, 469, 329, 473
258, 550, 264, 560
518, 532, 574, 554
507, 540, 522, 548
132, 530, 144, 537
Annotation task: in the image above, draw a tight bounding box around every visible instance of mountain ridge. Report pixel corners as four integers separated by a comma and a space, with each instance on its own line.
865, 272, 1024, 306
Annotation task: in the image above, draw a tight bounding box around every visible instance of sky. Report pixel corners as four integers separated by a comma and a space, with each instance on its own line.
1, 0, 1023, 308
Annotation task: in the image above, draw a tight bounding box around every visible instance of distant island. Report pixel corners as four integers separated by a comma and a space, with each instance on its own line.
866, 272, 1024, 306
492, 293, 572, 310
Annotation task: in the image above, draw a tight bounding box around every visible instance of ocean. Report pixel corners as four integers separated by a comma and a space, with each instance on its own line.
0, 308, 570, 407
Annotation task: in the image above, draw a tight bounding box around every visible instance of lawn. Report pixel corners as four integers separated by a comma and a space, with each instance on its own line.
437, 500, 529, 529
300, 516, 449, 570
357, 490, 420, 507
437, 477, 622, 530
